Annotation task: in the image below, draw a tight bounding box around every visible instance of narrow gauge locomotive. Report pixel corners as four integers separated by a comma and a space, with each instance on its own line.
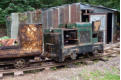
44, 22, 103, 62
0, 22, 103, 68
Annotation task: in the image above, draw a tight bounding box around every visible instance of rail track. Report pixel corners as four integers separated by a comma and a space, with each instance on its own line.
0, 43, 120, 79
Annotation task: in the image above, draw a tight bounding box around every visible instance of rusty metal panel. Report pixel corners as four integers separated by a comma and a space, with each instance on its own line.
19, 24, 42, 53
0, 49, 41, 59
53, 8, 59, 28
71, 4, 76, 23
71, 3, 80, 23
64, 5, 69, 24
93, 20, 101, 32
44, 33, 62, 59
0, 24, 42, 59
76, 3, 81, 22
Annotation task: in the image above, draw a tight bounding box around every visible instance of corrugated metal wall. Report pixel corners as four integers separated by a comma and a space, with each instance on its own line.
64, 5, 70, 24
42, 3, 80, 28
47, 9, 53, 28
53, 8, 59, 28
8, 10, 42, 39
71, 3, 80, 23
8, 3, 81, 38
42, 10, 48, 28
90, 14, 107, 44
19, 10, 42, 24
59, 6, 65, 25
11, 13, 19, 39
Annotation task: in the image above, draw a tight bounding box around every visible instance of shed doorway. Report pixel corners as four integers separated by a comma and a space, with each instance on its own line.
107, 13, 112, 44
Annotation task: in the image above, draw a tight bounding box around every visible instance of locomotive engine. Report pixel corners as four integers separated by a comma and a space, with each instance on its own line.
44, 22, 103, 62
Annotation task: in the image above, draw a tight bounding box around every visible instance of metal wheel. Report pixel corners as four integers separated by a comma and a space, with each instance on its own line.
93, 49, 102, 57
14, 59, 26, 69
70, 53, 77, 60
93, 49, 98, 54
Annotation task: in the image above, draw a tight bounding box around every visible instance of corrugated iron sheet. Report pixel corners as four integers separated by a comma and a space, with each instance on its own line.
11, 13, 19, 39
26, 11, 32, 24
76, 3, 81, 22
42, 11, 48, 28
8, 10, 42, 39
9, 4, 81, 38
32, 10, 42, 24
53, 8, 59, 28
41, 3, 81, 28
19, 12, 28, 24
47, 9, 53, 28
59, 6, 65, 25
64, 5, 70, 24
71, 3, 80, 23
19, 10, 42, 24
71, 4, 76, 23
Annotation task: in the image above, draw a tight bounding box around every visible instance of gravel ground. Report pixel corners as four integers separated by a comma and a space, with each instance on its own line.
3, 54, 120, 80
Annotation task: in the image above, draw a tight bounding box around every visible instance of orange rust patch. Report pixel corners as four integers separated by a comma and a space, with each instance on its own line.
19, 24, 42, 53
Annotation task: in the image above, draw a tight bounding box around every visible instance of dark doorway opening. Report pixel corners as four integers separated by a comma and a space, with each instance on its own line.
81, 10, 90, 22
107, 13, 112, 43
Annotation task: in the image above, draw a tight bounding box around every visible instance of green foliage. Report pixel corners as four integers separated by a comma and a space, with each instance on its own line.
0, 36, 9, 40
88, 0, 120, 10
0, 0, 120, 25
0, 36, 10, 46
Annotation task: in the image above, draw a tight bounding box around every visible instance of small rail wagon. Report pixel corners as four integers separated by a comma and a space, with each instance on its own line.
44, 22, 103, 62
0, 24, 43, 68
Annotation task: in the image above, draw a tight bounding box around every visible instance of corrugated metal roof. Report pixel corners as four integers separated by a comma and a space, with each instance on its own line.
79, 2, 119, 12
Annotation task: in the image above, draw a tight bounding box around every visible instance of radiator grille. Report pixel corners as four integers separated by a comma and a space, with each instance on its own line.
80, 31, 91, 43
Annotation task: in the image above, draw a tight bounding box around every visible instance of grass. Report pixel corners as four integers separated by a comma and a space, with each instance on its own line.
50, 67, 57, 70
102, 73, 120, 80
80, 69, 120, 80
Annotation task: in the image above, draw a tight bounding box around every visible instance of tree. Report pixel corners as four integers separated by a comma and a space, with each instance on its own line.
0, 0, 120, 25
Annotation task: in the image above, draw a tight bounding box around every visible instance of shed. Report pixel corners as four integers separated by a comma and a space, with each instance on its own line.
6, 3, 120, 44
79, 3, 120, 44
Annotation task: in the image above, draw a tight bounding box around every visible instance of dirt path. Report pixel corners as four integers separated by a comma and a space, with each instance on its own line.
3, 54, 120, 80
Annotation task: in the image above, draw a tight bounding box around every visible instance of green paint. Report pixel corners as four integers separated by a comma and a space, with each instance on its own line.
44, 28, 62, 33
92, 38, 98, 43
44, 23, 99, 48
44, 22, 101, 53
59, 23, 92, 29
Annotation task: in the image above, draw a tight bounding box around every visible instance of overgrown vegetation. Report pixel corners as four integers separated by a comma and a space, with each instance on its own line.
0, 0, 120, 25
